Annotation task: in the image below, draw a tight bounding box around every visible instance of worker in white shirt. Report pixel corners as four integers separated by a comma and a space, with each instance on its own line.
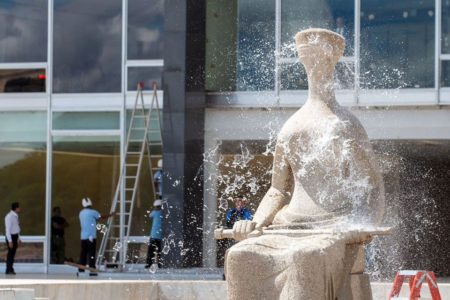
4, 202, 21, 275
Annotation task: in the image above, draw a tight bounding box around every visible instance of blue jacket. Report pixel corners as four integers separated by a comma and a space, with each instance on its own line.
226, 208, 253, 228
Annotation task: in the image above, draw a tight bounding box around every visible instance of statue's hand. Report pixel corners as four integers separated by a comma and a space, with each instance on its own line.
232, 220, 260, 241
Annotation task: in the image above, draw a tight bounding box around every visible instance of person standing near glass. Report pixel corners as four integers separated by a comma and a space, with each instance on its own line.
79, 197, 114, 275
51, 206, 69, 264
4, 202, 21, 275
145, 199, 163, 269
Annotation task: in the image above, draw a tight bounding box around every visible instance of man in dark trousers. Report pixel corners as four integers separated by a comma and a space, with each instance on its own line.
79, 197, 113, 275
145, 199, 163, 269
4, 202, 21, 275
51, 206, 69, 264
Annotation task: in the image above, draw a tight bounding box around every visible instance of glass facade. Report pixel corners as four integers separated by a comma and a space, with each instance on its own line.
53, 0, 122, 93
0, 0, 48, 63
51, 137, 120, 262
281, 0, 354, 57
205, 0, 444, 94
53, 112, 120, 130
361, 0, 435, 89
236, 0, 275, 91
0, 0, 166, 270
205, 0, 237, 91
442, 0, 450, 53
128, 0, 164, 60
0, 112, 47, 236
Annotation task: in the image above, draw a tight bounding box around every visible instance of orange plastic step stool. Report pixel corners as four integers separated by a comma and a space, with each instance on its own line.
388, 270, 442, 300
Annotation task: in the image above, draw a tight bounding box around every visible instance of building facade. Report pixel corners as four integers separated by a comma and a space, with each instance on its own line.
1, 0, 450, 276
164, 0, 450, 276
0, 0, 163, 272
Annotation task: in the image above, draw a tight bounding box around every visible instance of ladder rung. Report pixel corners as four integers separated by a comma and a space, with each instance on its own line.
126, 152, 141, 155
125, 176, 136, 178
149, 143, 162, 145
129, 140, 144, 142
133, 115, 147, 118
125, 164, 138, 167
131, 127, 146, 130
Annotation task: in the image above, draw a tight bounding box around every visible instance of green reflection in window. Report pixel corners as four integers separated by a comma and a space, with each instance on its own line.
0, 112, 46, 236
51, 138, 120, 263
53, 112, 120, 130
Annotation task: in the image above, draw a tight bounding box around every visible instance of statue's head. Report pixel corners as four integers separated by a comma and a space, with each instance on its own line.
295, 28, 345, 73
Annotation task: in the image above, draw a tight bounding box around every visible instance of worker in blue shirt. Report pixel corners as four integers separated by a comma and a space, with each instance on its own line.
145, 199, 163, 269
226, 196, 253, 228
78, 197, 114, 275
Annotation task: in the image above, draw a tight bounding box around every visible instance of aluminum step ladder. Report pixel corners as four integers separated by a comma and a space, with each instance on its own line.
96, 82, 163, 270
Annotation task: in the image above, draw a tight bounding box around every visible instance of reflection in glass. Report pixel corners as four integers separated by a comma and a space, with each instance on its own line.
281, 0, 354, 57
0, 0, 47, 63
442, 1, 450, 53
128, 0, 164, 59
280, 63, 308, 90
335, 62, 354, 89
0, 69, 46, 93
280, 61, 354, 91
53, 112, 120, 130
0, 112, 46, 236
236, 0, 275, 91
127, 67, 162, 91
52, 137, 120, 262
53, 0, 122, 93
205, 0, 238, 91
361, 0, 434, 89
0, 243, 43, 263
441, 61, 450, 87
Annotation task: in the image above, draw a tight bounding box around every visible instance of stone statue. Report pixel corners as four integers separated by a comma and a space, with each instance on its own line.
223, 29, 387, 300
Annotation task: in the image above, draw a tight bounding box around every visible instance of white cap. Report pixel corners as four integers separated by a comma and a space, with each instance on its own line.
157, 159, 163, 168
82, 197, 93, 207
153, 199, 162, 207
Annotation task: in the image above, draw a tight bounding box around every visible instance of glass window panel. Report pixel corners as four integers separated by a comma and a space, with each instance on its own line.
335, 62, 354, 89
441, 61, 450, 86
442, 1, 450, 53
127, 67, 162, 91
205, 0, 238, 92
280, 63, 308, 90
53, 112, 120, 130
128, 0, 164, 60
0, 0, 47, 63
53, 0, 122, 93
0, 243, 43, 263
361, 0, 435, 89
0, 112, 46, 236
281, 0, 354, 57
51, 137, 120, 263
0, 69, 46, 93
280, 61, 353, 91
236, 0, 275, 91
126, 110, 162, 145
